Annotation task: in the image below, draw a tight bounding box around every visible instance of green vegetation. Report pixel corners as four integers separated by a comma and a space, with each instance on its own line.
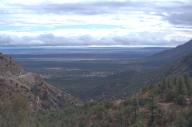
1, 74, 192, 127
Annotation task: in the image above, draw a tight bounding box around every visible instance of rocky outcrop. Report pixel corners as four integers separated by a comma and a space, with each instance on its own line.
0, 53, 24, 76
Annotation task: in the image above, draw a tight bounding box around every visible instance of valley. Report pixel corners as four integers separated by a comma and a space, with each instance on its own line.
0, 47, 169, 100
0, 40, 192, 127
0, 0, 191, 126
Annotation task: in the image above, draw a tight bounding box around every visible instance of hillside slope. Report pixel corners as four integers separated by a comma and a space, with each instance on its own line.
0, 53, 79, 110
168, 53, 192, 75
0, 52, 24, 76
152, 39, 192, 63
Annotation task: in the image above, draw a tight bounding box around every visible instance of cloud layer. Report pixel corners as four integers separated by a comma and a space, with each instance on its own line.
0, 0, 191, 46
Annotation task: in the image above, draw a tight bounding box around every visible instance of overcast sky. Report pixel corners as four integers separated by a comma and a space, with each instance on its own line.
0, 0, 191, 46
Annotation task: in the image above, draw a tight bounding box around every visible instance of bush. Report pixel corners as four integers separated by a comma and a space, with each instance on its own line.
175, 95, 186, 105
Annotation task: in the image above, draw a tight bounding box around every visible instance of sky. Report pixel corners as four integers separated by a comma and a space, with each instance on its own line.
0, 0, 191, 46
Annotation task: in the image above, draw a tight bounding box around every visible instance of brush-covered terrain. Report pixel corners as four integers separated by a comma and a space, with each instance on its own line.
1, 73, 192, 127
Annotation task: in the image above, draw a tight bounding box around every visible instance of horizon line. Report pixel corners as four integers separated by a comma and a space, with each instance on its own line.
0, 45, 175, 48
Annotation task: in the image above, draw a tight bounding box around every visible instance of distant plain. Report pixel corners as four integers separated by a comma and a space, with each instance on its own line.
0, 46, 170, 100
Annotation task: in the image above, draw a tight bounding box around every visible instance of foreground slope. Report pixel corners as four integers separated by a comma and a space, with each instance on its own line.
2, 68, 191, 127
0, 53, 79, 110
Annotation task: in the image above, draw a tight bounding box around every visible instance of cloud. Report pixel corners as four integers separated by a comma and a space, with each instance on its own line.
0, 32, 190, 47
165, 6, 192, 26
0, 0, 191, 46
17, 1, 152, 15
0, 33, 96, 46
